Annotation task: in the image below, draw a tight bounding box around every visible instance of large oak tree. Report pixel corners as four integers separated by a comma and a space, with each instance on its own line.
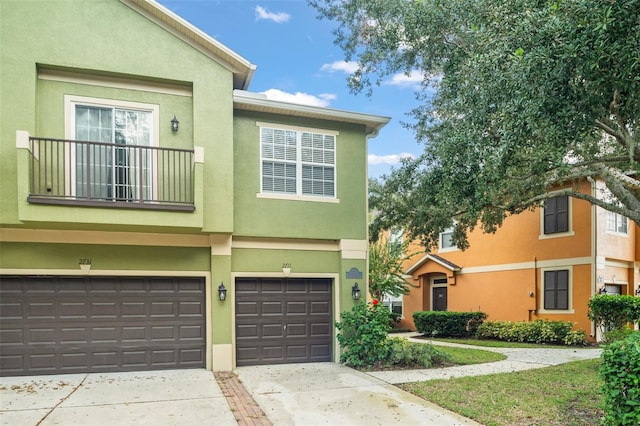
310, 0, 640, 249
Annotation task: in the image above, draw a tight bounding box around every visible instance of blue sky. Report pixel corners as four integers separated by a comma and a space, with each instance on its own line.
158, 0, 423, 178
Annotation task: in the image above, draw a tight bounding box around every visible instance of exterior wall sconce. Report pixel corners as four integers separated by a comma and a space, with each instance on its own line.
598, 285, 607, 294
635, 286, 640, 296
352, 282, 361, 300
171, 116, 179, 132
218, 283, 227, 301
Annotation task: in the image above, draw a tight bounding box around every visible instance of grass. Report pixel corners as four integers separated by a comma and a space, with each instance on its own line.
401, 358, 604, 426
435, 345, 506, 365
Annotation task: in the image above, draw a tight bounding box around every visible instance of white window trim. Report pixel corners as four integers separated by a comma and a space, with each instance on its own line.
438, 227, 458, 253
382, 293, 404, 319
539, 266, 574, 314
605, 211, 629, 237
539, 194, 575, 240
256, 122, 339, 203
64, 95, 160, 199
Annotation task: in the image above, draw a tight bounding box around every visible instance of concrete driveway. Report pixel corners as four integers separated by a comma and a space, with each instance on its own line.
235, 362, 479, 426
0, 369, 235, 426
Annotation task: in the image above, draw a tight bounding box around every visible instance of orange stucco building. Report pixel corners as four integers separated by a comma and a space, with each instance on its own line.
399, 180, 639, 340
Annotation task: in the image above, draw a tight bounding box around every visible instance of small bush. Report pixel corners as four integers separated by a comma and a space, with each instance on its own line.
413, 311, 488, 338
476, 319, 587, 345
335, 300, 392, 367
600, 331, 640, 425
588, 295, 640, 331
385, 337, 452, 368
563, 329, 588, 346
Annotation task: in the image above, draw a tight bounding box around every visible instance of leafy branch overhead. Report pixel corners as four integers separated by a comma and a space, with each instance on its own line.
310, 0, 640, 250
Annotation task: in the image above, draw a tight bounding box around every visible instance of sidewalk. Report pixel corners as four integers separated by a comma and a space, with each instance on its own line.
365, 332, 602, 384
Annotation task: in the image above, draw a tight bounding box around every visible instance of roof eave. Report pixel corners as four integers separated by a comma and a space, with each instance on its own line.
233, 90, 390, 136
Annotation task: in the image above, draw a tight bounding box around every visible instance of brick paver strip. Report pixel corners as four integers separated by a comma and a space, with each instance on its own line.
214, 371, 273, 426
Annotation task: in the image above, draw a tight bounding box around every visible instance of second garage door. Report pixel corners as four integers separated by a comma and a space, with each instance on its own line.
235, 278, 332, 366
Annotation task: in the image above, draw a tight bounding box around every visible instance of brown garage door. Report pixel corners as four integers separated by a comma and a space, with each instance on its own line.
0, 276, 205, 377
235, 278, 332, 366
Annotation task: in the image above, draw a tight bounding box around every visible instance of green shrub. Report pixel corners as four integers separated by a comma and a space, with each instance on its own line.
335, 300, 392, 367
385, 337, 452, 368
413, 311, 488, 337
600, 331, 640, 425
476, 319, 586, 345
588, 295, 640, 331
563, 329, 588, 346
602, 326, 635, 345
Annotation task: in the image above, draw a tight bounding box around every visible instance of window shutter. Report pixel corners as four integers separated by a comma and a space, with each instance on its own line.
544, 196, 569, 234
543, 271, 556, 310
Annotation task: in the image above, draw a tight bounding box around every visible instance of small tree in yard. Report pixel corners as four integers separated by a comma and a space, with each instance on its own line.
368, 228, 416, 302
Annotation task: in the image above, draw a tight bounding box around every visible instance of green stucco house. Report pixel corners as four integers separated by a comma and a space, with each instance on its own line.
0, 0, 388, 376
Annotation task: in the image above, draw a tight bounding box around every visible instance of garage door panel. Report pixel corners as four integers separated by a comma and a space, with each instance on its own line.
0, 276, 205, 376
236, 278, 332, 366
236, 302, 258, 316
262, 346, 284, 360
311, 301, 330, 314
262, 323, 284, 338
262, 301, 284, 315
310, 323, 331, 336
236, 324, 258, 338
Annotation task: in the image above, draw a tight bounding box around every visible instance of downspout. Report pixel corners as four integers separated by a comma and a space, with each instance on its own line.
587, 176, 597, 339
529, 256, 538, 322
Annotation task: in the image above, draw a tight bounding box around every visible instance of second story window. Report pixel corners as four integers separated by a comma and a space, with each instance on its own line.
439, 227, 456, 251
543, 195, 569, 234
260, 125, 336, 198
606, 211, 628, 234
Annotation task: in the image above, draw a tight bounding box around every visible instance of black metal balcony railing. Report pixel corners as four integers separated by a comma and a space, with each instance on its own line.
27, 137, 195, 211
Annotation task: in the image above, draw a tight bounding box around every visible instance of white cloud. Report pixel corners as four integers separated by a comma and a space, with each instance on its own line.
255, 6, 290, 23
320, 60, 359, 74
368, 152, 415, 165
261, 89, 335, 107
384, 70, 424, 87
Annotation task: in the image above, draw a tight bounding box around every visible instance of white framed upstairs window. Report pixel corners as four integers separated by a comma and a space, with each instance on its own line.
439, 227, 457, 252
64, 95, 159, 201
606, 211, 628, 235
258, 122, 338, 202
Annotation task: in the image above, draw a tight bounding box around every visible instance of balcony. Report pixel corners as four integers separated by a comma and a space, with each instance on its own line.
26, 137, 195, 211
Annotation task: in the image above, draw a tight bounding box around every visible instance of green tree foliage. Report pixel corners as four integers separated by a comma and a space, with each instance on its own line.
309, 0, 640, 249
368, 227, 416, 301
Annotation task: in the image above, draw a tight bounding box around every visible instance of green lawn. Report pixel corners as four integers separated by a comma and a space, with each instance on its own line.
401, 359, 604, 426
435, 345, 506, 365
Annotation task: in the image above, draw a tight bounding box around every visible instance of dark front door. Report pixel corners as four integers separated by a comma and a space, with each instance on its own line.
433, 286, 448, 311
0, 276, 205, 377
235, 278, 332, 366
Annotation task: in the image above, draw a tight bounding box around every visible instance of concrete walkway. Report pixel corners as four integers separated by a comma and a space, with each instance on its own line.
366, 333, 603, 384
235, 362, 480, 426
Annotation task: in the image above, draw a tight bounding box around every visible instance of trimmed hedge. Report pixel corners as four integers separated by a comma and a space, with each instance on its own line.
600, 331, 640, 425
476, 319, 587, 345
413, 311, 487, 338
588, 295, 640, 331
